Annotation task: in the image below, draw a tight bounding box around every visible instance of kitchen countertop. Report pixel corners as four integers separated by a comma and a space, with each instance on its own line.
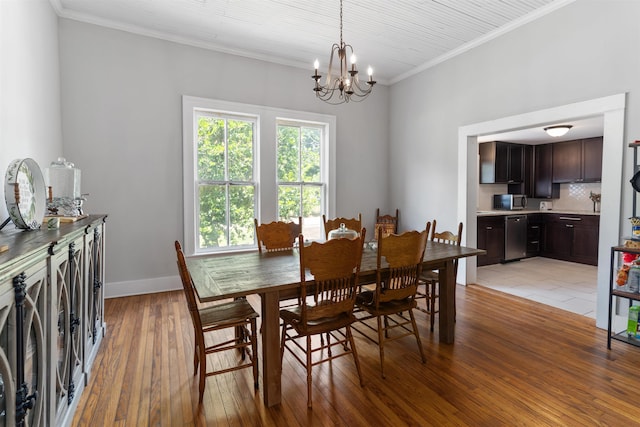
476, 209, 600, 217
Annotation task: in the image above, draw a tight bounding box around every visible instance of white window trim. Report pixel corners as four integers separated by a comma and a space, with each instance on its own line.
182, 95, 336, 256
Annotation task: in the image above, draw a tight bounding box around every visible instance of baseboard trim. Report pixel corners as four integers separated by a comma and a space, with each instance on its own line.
105, 275, 181, 299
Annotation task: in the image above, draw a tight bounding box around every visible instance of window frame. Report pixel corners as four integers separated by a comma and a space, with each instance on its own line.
276, 118, 327, 240
182, 96, 336, 256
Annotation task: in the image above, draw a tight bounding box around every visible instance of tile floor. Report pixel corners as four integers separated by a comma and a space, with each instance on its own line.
475, 257, 597, 318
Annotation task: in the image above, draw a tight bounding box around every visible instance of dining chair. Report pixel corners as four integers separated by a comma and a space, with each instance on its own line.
354, 224, 430, 378
254, 217, 302, 253
416, 221, 464, 331
322, 213, 362, 240
174, 241, 259, 403
279, 230, 366, 408
374, 208, 399, 240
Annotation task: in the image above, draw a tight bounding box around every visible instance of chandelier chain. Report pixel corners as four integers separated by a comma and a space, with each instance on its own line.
339, 0, 343, 46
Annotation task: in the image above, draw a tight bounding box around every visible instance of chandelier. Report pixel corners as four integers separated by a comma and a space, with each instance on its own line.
312, 0, 376, 104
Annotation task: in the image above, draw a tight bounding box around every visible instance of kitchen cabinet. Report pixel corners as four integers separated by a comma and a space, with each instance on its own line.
508, 145, 534, 197
534, 144, 560, 199
552, 137, 603, 183
542, 213, 599, 265
477, 215, 505, 266
479, 141, 524, 184
526, 214, 543, 257
0, 215, 106, 426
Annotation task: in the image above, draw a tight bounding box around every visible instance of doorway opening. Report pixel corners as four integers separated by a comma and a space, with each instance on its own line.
456, 94, 626, 329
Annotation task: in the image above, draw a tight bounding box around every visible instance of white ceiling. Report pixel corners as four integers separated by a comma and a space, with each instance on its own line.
51, 0, 574, 84
478, 116, 604, 145
51, 0, 599, 143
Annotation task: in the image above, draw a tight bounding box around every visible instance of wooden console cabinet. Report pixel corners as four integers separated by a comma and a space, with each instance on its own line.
0, 215, 106, 426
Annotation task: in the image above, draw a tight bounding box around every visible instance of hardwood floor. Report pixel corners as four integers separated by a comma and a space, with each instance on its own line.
72, 285, 640, 426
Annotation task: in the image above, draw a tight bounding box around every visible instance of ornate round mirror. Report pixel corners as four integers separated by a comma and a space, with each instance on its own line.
4, 158, 46, 230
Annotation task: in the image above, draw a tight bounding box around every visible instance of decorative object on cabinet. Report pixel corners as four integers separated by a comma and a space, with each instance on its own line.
44, 157, 87, 218
589, 192, 601, 213
3, 158, 46, 230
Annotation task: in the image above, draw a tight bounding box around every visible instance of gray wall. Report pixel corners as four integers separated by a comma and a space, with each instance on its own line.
390, 0, 640, 232
57, 19, 390, 292
389, 0, 640, 328
0, 0, 63, 214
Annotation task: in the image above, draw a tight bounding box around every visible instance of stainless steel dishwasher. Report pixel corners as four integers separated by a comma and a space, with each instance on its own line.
504, 215, 527, 262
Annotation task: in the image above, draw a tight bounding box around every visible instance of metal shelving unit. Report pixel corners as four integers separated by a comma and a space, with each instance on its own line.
607, 141, 640, 349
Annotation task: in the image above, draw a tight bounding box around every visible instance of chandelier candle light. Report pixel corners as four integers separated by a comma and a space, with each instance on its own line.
312, 0, 376, 104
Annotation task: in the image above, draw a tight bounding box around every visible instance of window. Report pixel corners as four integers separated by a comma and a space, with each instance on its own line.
182, 96, 336, 255
196, 112, 256, 251
277, 121, 324, 240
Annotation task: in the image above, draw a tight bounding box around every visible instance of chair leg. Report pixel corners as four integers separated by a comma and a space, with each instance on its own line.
306, 335, 313, 408
430, 281, 436, 332
346, 325, 364, 387
377, 316, 386, 379
198, 343, 206, 403
409, 309, 426, 364
250, 319, 259, 390
454, 283, 457, 322
280, 322, 288, 363
193, 341, 199, 376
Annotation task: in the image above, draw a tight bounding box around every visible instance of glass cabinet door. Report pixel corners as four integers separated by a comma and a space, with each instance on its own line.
0, 293, 15, 427
51, 248, 72, 422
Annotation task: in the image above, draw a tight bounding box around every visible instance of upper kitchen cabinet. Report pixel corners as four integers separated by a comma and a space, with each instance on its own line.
534, 144, 560, 199
479, 141, 524, 184
552, 137, 603, 183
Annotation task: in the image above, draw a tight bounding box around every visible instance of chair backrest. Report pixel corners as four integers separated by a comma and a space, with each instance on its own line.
174, 241, 202, 331
298, 229, 366, 322
431, 221, 464, 276
255, 217, 302, 253
322, 214, 362, 239
375, 208, 399, 240
375, 223, 430, 304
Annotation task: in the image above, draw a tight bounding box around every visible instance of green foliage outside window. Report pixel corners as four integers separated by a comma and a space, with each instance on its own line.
195, 115, 325, 249
197, 115, 255, 249
277, 124, 323, 239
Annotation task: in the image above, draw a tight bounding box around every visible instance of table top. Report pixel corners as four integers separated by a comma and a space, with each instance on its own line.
187, 241, 485, 303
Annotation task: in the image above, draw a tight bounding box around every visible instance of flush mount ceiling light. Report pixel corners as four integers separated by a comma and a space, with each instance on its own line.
544, 125, 573, 137
312, 0, 376, 104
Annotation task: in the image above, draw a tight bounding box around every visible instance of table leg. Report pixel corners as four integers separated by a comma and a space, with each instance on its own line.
261, 291, 282, 406
438, 260, 455, 343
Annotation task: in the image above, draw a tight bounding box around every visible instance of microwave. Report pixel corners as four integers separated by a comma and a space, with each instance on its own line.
493, 194, 527, 210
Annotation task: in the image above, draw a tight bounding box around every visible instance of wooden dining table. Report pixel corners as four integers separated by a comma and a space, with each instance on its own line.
186, 240, 485, 407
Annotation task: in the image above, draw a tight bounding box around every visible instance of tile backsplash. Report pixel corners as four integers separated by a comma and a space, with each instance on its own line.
553, 182, 601, 211
477, 182, 602, 211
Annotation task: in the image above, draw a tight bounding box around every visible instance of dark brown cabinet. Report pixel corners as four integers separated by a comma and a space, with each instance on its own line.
526, 214, 543, 257
583, 137, 604, 182
552, 137, 603, 183
534, 144, 560, 199
477, 215, 505, 266
508, 145, 534, 197
541, 214, 599, 265
479, 142, 524, 184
